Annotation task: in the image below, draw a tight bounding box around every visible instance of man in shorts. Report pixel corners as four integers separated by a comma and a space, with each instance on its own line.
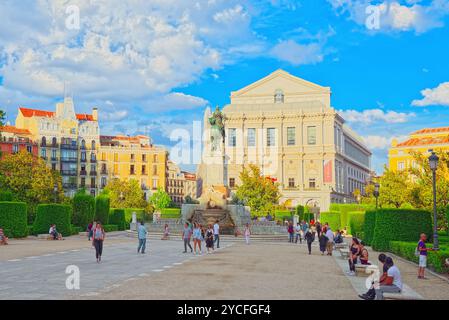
417, 233, 432, 279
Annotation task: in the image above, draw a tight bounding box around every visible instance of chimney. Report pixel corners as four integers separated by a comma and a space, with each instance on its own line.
92, 107, 98, 121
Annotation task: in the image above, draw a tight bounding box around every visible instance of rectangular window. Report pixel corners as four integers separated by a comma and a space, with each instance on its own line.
152, 179, 158, 189
113, 164, 118, 175
308, 178, 316, 189
142, 154, 146, 162
12, 145, 19, 153
142, 165, 146, 175
288, 178, 295, 188
153, 165, 158, 175
101, 177, 107, 188
267, 128, 276, 147
41, 148, 46, 158
130, 165, 135, 175
153, 154, 158, 163
247, 128, 256, 147
287, 127, 295, 146
307, 126, 317, 145
398, 162, 405, 171
131, 154, 135, 161
51, 163, 56, 171
114, 153, 118, 162
229, 178, 236, 188
228, 128, 237, 147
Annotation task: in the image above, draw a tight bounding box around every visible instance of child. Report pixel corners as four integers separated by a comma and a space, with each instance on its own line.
244, 223, 251, 245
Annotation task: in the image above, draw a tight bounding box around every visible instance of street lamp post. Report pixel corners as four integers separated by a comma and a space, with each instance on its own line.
53, 183, 58, 203
428, 150, 439, 251
373, 183, 380, 209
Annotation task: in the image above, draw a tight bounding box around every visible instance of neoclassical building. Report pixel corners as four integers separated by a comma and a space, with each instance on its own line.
220, 69, 372, 212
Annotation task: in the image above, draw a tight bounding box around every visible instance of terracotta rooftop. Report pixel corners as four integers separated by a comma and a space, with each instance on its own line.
0, 125, 31, 135
411, 127, 449, 135
396, 136, 449, 147
19, 107, 94, 121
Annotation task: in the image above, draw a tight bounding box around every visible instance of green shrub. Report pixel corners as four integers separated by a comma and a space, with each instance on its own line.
371, 209, 433, 251
160, 208, 181, 219
320, 211, 340, 231
124, 208, 145, 222
110, 209, 126, 231
390, 241, 449, 273
274, 210, 292, 222
446, 205, 449, 235
329, 204, 374, 229
348, 211, 365, 238
71, 226, 83, 235
27, 225, 34, 236
33, 204, 72, 236
0, 190, 14, 201
295, 205, 305, 221
0, 202, 28, 238
103, 224, 119, 232
364, 210, 377, 245
95, 195, 110, 225
73, 192, 95, 228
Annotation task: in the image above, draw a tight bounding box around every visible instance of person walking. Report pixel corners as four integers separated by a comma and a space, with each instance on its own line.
192, 223, 202, 255
417, 233, 432, 279
87, 221, 93, 241
182, 222, 193, 253
287, 222, 294, 243
305, 228, 315, 255
325, 226, 334, 256
244, 223, 251, 245
295, 222, 302, 244
316, 221, 322, 239
93, 223, 105, 263
319, 231, 328, 255
161, 224, 170, 240
137, 221, 147, 254
213, 220, 220, 249
206, 224, 214, 254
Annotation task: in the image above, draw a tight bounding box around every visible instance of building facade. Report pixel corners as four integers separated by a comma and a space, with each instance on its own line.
0, 125, 38, 159
389, 126, 449, 171
15, 97, 100, 196
183, 171, 198, 201
99, 135, 167, 199
219, 69, 372, 212
166, 160, 185, 205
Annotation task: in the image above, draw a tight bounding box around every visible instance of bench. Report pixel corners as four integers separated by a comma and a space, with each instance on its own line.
335, 243, 347, 249
79, 232, 88, 236
354, 262, 373, 274
339, 248, 350, 259
37, 234, 53, 240
383, 284, 424, 300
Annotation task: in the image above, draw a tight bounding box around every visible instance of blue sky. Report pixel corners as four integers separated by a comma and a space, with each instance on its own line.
1, 0, 449, 173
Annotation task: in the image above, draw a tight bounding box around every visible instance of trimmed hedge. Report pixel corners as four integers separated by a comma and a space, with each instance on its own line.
95, 195, 110, 225
371, 209, 433, 251
161, 208, 182, 219
73, 192, 95, 228
329, 204, 373, 229
320, 211, 341, 231
274, 210, 292, 222
295, 205, 305, 221
33, 204, 72, 236
0, 190, 14, 201
103, 224, 119, 232
124, 208, 145, 222
110, 209, 126, 231
71, 226, 83, 235
364, 210, 377, 246
348, 211, 365, 238
0, 202, 28, 238
390, 241, 449, 273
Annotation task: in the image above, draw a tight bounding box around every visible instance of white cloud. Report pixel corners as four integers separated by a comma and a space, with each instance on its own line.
271, 40, 324, 66
412, 82, 449, 106
339, 108, 415, 124
328, 0, 449, 34
362, 134, 409, 150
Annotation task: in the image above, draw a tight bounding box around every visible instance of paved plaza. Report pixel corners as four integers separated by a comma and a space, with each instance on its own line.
1, 233, 448, 300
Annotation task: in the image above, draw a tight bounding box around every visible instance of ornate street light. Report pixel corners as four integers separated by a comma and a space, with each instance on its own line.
428, 149, 439, 250
373, 183, 380, 209
53, 183, 58, 203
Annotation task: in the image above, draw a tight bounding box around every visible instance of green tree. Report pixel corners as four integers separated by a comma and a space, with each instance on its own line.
0, 151, 63, 222
72, 189, 95, 228
149, 188, 172, 211
235, 164, 281, 215
103, 178, 147, 209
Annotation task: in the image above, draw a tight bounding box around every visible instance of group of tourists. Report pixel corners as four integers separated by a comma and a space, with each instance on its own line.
179, 220, 222, 255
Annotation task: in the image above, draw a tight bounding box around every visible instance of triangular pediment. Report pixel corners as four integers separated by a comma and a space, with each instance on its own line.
231, 69, 330, 98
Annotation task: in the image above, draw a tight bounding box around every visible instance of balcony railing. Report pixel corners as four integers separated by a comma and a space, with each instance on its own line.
60, 144, 78, 150
62, 183, 77, 189
90, 158, 97, 163
51, 157, 57, 162
80, 170, 87, 176
60, 157, 78, 162
100, 169, 108, 175
89, 171, 97, 176
60, 170, 77, 176
90, 184, 97, 189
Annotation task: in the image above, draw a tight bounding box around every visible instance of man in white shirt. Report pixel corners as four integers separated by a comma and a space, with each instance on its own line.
325, 226, 334, 255
213, 220, 220, 248
375, 257, 402, 300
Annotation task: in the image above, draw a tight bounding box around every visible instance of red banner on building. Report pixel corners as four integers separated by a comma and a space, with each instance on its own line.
323, 160, 333, 184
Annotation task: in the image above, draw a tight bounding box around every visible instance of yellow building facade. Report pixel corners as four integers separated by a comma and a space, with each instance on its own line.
389, 126, 449, 171
99, 135, 167, 199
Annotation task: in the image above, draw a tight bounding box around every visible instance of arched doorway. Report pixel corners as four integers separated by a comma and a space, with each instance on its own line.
305, 199, 320, 221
